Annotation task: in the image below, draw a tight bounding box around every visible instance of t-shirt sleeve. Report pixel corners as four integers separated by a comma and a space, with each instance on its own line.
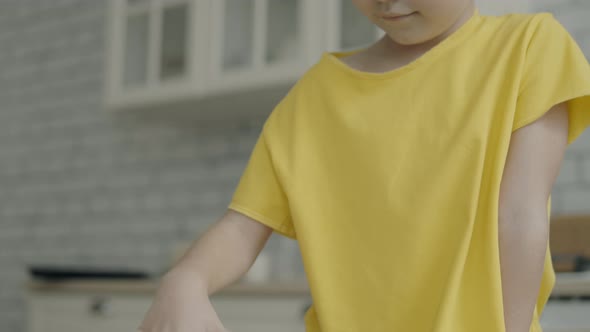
513, 13, 590, 145
227, 113, 296, 239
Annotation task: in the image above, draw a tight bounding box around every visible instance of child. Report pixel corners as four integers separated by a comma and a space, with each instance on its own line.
138, 1, 590, 331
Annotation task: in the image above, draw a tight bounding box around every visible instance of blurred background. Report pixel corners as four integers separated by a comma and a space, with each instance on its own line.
1, 0, 590, 331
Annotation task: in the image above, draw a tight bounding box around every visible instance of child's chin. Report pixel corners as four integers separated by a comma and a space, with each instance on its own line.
385, 32, 432, 46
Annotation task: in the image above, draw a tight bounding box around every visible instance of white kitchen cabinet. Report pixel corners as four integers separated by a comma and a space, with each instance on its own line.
105, 0, 318, 110
105, 0, 386, 111
120, 0, 193, 87
26, 292, 590, 332
206, 0, 319, 95
25, 274, 590, 332
27, 292, 151, 332
106, 0, 212, 110
105, 0, 536, 111
26, 281, 310, 332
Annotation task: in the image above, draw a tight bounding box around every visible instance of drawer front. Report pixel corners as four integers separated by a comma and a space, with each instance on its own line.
29, 292, 311, 332
30, 315, 142, 332
28, 293, 151, 332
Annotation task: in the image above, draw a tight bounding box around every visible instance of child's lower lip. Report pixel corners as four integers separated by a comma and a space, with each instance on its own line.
381, 12, 417, 22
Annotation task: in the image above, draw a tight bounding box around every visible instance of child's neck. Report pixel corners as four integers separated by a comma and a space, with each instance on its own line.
373, 4, 477, 62
337, 5, 477, 74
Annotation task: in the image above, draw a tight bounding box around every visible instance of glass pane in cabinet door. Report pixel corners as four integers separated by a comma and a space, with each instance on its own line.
266, 0, 300, 64
160, 3, 189, 80
124, 13, 149, 87
223, 0, 255, 70
127, 0, 150, 7
340, 0, 377, 50
127, 0, 149, 5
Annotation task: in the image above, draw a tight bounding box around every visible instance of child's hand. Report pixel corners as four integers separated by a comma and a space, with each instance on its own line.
137, 269, 230, 332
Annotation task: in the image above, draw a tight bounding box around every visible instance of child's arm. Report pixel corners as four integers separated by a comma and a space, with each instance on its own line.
137, 209, 273, 332
170, 208, 273, 293
498, 102, 569, 332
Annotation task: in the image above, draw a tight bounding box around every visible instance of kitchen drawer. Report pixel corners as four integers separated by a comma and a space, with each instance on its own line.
541, 300, 590, 332
29, 292, 151, 315
28, 291, 310, 332
27, 293, 151, 332
31, 315, 144, 332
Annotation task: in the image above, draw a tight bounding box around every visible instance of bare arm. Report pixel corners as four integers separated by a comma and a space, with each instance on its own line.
498, 102, 569, 332
168, 208, 274, 294
138, 209, 273, 332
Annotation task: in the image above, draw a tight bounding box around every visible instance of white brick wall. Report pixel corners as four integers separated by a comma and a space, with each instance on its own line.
1, 1, 590, 331
0, 1, 271, 331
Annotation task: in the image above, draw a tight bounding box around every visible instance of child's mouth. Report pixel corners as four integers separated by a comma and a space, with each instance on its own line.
380, 12, 417, 22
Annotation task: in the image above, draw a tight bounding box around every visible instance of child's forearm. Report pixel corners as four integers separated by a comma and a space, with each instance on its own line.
167, 209, 273, 295
498, 209, 549, 332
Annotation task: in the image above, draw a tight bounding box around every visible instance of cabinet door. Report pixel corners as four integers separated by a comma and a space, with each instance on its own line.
27, 292, 152, 332
215, 0, 306, 73
106, 0, 207, 109
265, 0, 302, 65
220, 0, 256, 71
30, 312, 100, 332
122, 1, 151, 88
122, 0, 192, 86
159, 1, 191, 81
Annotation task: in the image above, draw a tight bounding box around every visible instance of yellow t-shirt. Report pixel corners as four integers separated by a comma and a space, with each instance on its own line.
228, 10, 590, 332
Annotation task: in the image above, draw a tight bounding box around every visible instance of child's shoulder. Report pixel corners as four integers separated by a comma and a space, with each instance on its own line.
479, 11, 562, 37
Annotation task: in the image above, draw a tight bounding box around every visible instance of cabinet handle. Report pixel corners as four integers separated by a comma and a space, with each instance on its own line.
89, 296, 109, 316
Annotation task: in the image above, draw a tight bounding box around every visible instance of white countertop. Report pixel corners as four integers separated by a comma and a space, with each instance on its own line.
25, 271, 590, 297
25, 278, 311, 296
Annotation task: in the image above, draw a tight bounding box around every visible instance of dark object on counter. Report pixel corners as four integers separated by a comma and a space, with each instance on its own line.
550, 215, 590, 272
551, 254, 589, 273
28, 264, 152, 281
549, 294, 590, 302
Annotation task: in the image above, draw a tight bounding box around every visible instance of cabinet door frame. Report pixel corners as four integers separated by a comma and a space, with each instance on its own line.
104, 0, 208, 109
208, 0, 313, 89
